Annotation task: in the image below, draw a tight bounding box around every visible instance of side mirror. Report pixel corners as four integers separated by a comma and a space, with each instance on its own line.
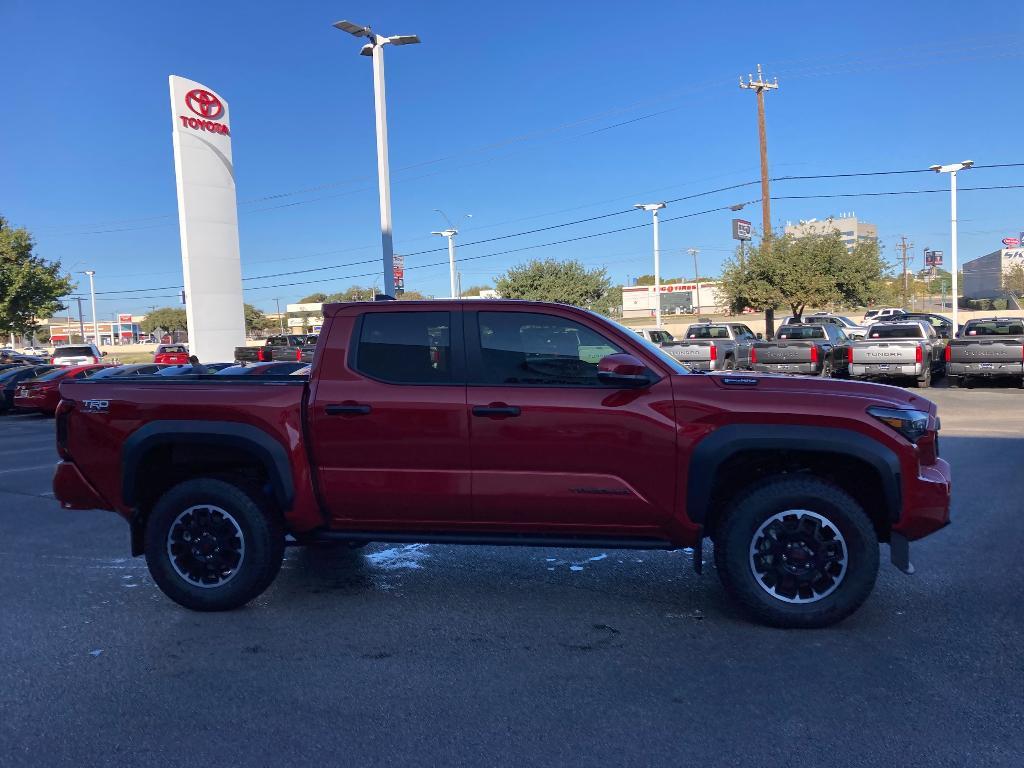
597, 354, 651, 387
756, 333, 763, 340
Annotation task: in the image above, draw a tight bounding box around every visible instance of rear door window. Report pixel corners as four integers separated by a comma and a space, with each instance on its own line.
776, 326, 824, 339
473, 312, 622, 386
355, 312, 452, 384
965, 321, 1024, 336
686, 325, 730, 339
55, 346, 94, 357
868, 325, 923, 339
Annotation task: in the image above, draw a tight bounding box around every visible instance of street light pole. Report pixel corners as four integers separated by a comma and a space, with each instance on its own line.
432, 228, 458, 298
688, 248, 701, 316
333, 20, 420, 299
275, 298, 285, 333
83, 270, 98, 346
930, 160, 973, 331
635, 203, 667, 327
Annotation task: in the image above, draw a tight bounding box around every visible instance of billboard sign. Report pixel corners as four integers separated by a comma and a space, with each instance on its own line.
1003, 237, 1021, 248
924, 250, 944, 266
118, 313, 133, 324
169, 75, 245, 363
732, 219, 753, 241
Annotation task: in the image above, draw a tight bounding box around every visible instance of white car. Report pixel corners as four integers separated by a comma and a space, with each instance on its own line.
863, 307, 905, 323
21, 346, 48, 355
51, 343, 105, 366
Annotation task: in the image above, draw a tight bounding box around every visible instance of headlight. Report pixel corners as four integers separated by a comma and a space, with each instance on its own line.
867, 406, 930, 443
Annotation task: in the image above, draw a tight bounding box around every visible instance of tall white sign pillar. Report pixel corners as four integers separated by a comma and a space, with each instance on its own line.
168, 75, 245, 363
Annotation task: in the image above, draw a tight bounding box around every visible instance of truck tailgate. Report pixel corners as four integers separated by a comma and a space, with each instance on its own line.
947, 339, 1024, 363
670, 341, 714, 362
850, 342, 919, 365
752, 341, 814, 364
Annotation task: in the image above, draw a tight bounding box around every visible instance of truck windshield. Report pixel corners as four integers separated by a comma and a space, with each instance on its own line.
55, 346, 95, 356
868, 325, 923, 339
776, 326, 824, 339
266, 336, 305, 347
964, 321, 1024, 336
685, 326, 729, 339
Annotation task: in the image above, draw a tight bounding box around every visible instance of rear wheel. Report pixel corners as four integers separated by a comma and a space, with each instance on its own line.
144, 478, 284, 611
915, 366, 931, 388
713, 475, 879, 628
722, 356, 736, 371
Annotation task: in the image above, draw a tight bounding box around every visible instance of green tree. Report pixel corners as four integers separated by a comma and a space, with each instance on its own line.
461, 284, 493, 297
140, 307, 188, 334
297, 292, 329, 303
0, 216, 75, 337
495, 258, 613, 309
243, 303, 271, 334
1003, 264, 1024, 298
719, 230, 886, 321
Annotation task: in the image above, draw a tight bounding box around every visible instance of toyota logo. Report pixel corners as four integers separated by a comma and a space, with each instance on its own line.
185, 89, 224, 120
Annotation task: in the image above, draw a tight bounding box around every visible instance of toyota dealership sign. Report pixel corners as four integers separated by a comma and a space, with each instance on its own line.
168, 75, 245, 363
177, 88, 230, 135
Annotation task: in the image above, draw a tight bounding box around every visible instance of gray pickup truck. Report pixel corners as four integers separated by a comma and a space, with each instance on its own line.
234, 334, 318, 364
848, 320, 944, 388
945, 317, 1024, 388
670, 323, 760, 371
750, 323, 849, 377
629, 327, 698, 364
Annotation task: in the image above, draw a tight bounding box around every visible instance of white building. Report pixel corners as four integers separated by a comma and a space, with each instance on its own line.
962, 247, 1024, 299
784, 213, 878, 252
621, 283, 727, 320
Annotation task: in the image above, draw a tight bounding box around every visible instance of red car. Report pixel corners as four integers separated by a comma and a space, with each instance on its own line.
154, 344, 190, 364
54, 300, 951, 627
14, 364, 111, 415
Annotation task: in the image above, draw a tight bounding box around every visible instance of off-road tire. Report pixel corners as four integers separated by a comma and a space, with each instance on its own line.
144, 478, 285, 611
713, 475, 879, 629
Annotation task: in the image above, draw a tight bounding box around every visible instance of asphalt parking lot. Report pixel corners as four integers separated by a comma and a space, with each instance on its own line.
1, 386, 1022, 767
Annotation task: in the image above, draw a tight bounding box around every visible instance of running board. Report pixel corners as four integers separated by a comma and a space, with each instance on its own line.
292, 529, 676, 551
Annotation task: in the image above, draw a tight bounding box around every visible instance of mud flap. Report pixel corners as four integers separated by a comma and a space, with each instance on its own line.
890, 532, 914, 574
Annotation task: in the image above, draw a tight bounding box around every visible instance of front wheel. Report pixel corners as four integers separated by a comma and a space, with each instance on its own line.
713, 476, 879, 628
144, 478, 285, 611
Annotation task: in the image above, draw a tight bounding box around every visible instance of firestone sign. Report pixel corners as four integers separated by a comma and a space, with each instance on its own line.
177, 88, 230, 135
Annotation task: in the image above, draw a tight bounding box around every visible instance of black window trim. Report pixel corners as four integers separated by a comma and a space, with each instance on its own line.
347, 308, 466, 386
462, 307, 664, 389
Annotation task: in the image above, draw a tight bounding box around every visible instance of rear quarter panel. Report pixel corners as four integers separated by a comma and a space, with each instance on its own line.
58, 379, 322, 531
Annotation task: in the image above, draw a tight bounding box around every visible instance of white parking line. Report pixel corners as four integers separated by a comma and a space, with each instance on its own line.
0, 463, 54, 475
0, 446, 55, 457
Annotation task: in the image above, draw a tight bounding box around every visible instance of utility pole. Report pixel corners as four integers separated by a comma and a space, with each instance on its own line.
897, 236, 914, 308
740, 64, 779, 335
274, 298, 285, 333
688, 248, 702, 316
74, 297, 86, 339
635, 203, 667, 326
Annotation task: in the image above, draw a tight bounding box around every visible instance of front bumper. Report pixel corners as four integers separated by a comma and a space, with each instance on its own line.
750, 362, 819, 375
947, 361, 1023, 377
893, 457, 952, 541
850, 362, 922, 378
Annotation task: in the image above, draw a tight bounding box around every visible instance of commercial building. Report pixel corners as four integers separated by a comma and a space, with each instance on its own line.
962, 246, 1024, 299
49, 315, 142, 345
784, 214, 878, 251
621, 283, 727, 320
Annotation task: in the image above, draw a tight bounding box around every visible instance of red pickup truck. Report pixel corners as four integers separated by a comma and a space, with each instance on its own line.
53, 300, 951, 627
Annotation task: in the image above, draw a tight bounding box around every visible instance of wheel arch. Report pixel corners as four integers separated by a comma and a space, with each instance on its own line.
687, 424, 902, 540
123, 421, 294, 554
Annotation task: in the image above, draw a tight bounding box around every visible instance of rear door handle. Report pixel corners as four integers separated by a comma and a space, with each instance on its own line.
472, 405, 521, 418
325, 403, 372, 415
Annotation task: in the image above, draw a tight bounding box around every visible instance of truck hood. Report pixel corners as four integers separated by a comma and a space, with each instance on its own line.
697, 371, 934, 412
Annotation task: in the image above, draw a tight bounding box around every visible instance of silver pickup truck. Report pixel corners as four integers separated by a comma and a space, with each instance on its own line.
945, 317, 1024, 388
847, 320, 945, 388
668, 323, 760, 371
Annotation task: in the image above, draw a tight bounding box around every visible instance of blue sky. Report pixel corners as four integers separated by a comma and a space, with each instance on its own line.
3, 0, 1023, 315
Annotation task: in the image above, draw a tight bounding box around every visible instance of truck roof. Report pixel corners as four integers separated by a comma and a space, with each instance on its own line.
321, 298, 575, 317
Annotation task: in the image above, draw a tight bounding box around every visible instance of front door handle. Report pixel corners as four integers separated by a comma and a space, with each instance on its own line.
325, 403, 372, 416
472, 405, 521, 418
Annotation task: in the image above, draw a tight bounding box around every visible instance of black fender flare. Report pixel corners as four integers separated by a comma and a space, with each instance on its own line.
686, 423, 902, 525
122, 420, 295, 511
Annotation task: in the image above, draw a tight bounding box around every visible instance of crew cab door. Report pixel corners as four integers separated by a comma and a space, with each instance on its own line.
730, 324, 757, 367
308, 307, 470, 525
464, 307, 677, 532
